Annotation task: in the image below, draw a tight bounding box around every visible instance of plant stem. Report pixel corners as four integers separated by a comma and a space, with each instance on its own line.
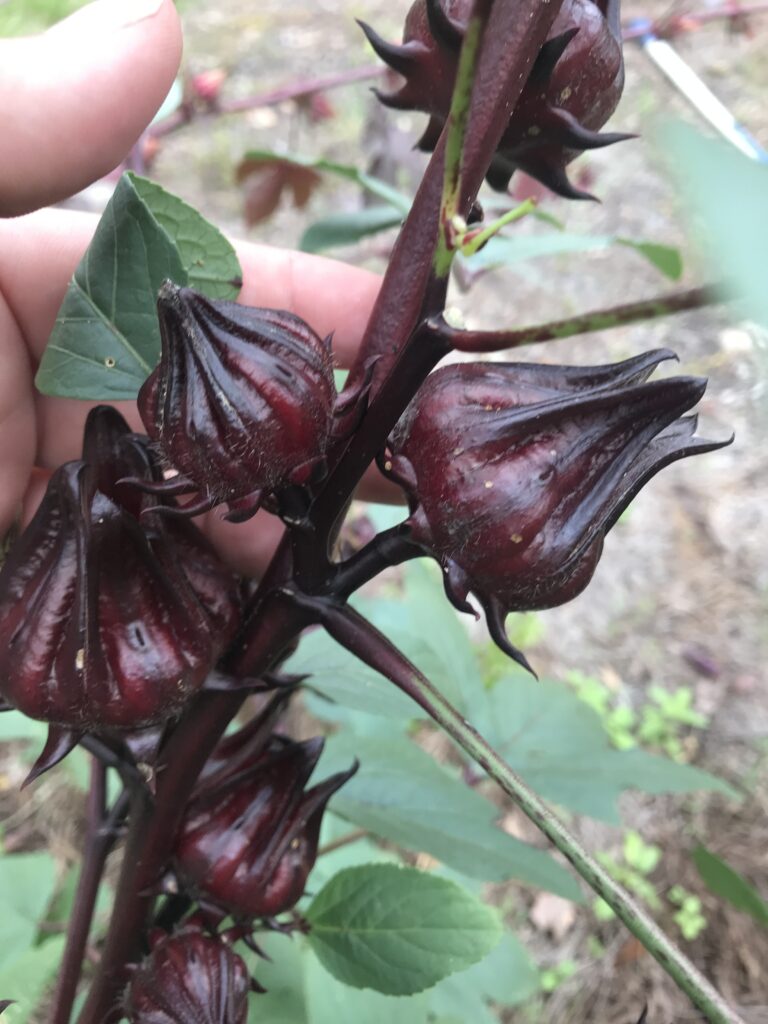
149, 65, 383, 139
415, 694, 746, 1024
51, 762, 127, 1024
317, 828, 369, 857
77, 589, 305, 1024
442, 285, 720, 352
317, 604, 746, 1024
434, 0, 494, 278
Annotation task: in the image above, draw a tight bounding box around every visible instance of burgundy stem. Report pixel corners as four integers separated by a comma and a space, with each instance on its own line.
444, 286, 718, 352
51, 761, 112, 1024
76, 596, 305, 1024
149, 65, 383, 139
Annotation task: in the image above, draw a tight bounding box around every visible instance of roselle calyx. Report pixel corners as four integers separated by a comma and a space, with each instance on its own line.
124, 923, 250, 1024
362, 0, 629, 199
0, 408, 240, 746
137, 282, 336, 521
174, 734, 356, 920
387, 354, 730, 669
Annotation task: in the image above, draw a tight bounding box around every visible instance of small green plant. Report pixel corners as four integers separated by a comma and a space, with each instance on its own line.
595, 831, 663, 919
638, 686, 709, 761
539, 958, 578, 994
669, 885, 708, 941
566, 672, 709, 761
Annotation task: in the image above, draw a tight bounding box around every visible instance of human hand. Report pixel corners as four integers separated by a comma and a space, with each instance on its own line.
0, 0, 383, 576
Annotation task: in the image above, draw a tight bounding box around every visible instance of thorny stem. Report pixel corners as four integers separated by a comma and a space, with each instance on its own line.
316, 603, 747, 1024
51, 763, 128, 1024
443, 285, 720, 352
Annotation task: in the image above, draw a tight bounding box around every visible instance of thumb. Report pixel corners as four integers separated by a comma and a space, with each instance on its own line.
0, 0, 182, 217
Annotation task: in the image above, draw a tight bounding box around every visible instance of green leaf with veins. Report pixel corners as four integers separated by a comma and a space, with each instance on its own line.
306, 864, 502, 995
35, 172, 241, 400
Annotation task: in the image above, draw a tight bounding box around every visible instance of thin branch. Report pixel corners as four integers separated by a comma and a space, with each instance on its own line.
51, 763, 128, 1024
318, 828, 369, 857
442, 285, 720, 353
312, 601, 747, 1024
149, 65, 383, 139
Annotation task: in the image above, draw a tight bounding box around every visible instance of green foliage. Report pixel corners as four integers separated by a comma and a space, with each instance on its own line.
318, 733, 582, 898
668, 885, 708, 942
305, 864, 502, 995
0, 852, 57, 966
301, 207, 404, 254
693, 846, 768, 929
539, 959, 577, 994
595, 831, 663, 919
660, 120, 768, 329
35, 172, 241, 400
0, 938, 66, 1023
638, 687, 708, 761
462, 231, 683, 280
565, 672, 709, 762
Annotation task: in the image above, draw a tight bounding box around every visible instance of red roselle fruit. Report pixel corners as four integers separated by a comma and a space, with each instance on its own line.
124, 922, 250, 1024
360, 0, 630, 199
0, 408, 240, 744
136, 282, 337, 521
174, 734, 356, 920
386, 353, 730, 670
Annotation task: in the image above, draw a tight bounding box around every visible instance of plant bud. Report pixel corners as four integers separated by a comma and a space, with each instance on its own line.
0, 409, 240, 733
125, 923, 249, 1024
137, 282, 336, 520
389, 356, 730, 667
175, 737, 356, 919
361, 0, 629, 199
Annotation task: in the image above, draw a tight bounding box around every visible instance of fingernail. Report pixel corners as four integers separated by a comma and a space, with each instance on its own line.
115, 0, 166, 26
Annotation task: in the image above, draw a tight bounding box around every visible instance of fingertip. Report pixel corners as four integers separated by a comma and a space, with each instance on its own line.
0, 0, 183, 216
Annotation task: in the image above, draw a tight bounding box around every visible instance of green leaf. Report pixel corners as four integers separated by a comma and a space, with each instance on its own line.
35, 173, 187, 400
617, 238, 683, 280
306, 864, 502, 995
318, 733, 581, 899
0, 711, 47, 745
465, 231, 682, 279
304, 952, 430, 1024
0, 938, 65, 1024
0, 853, 57, 969
429, 933, 540, 1022
471, 674, 733, 823
659, 120, 768, 327
290, 629, 424, 721
693, 846, 768, 928
243, 934, 308, 1024
35, 172, 242, 400
241, 151, 411, 214
129, 173, 241, 298
300, 206, 404, 254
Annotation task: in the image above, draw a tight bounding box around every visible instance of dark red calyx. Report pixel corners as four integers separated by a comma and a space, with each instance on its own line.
0, 408, 240, 733
124, 923, 249, 1024
175, 736, 357, 920
137, 282, 337, 521
364, 0, 629, 199
389, 355, 730, 669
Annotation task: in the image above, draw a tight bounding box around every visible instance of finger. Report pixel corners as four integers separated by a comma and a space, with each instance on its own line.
0, 210, 381, 367
0, 0, 182, 217
0, 208, 381, 472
